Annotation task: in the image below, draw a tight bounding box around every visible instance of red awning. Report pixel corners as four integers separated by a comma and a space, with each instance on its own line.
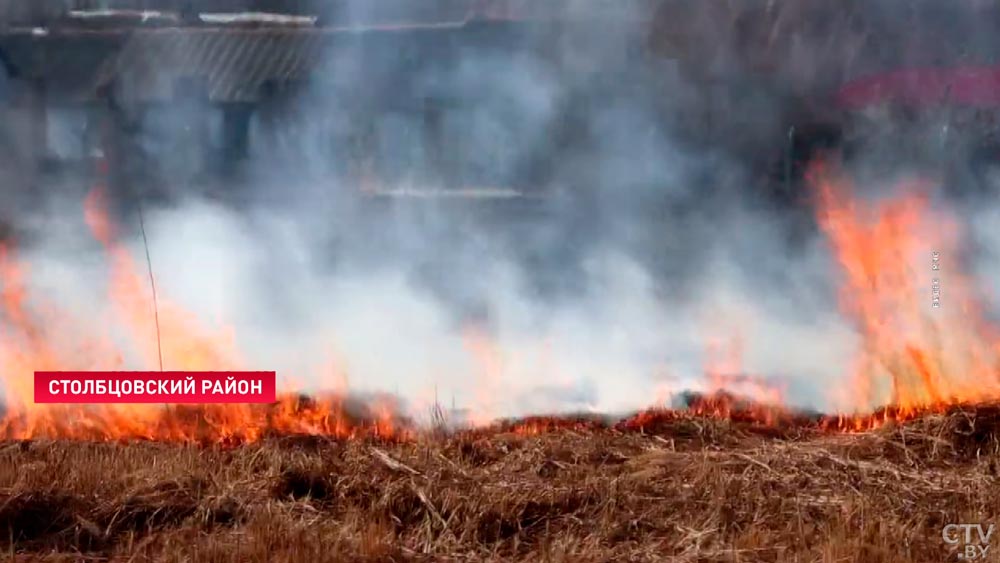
836, 66, 1000, 110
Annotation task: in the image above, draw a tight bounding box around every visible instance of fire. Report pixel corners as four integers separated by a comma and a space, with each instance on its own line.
3, 155, 1000, 443
83, 186, 241, 372
810, 161, 1000, 425
462, 324, 505, 427
626, 162, 1000, 432
0, 186, 403, 444
699, 337, 786, 424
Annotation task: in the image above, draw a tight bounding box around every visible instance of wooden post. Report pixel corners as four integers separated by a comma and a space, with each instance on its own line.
221, 103, 254, 171
8, 78, 48, 182
27, 79, 48, 171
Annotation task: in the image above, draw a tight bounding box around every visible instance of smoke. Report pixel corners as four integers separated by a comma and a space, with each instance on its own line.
6, 1, 1000, 422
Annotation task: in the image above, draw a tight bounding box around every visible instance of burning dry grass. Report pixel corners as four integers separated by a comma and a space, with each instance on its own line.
0, 405, 997, 562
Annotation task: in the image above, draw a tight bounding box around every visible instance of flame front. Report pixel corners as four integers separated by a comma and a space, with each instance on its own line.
811, 163, 1000, 423
3, 160, 1000, 443
0, 188, 401, 443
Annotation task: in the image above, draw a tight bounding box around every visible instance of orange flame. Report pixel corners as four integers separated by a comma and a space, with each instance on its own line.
810, 162, 1000, 425
629, 162, 1000, 432
462, 324, 505, 427
698, 336, 787, 425
6, 156, 1000, 443
0, 186, 403, 443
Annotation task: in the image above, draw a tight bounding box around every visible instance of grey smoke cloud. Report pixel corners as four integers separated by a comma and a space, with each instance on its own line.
5, 1, 1000, 421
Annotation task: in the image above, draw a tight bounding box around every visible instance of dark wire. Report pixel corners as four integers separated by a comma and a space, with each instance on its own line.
136, 199, 163, 372
105, 90, 163, 372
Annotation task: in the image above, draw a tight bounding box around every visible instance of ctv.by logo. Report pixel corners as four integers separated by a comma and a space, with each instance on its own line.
943, 524, 995, 560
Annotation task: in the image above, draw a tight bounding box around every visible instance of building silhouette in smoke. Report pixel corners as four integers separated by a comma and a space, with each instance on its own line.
0, 0, 659, 198
0, 0, 997, 205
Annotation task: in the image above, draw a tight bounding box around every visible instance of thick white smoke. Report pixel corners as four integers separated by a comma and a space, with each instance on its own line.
7, 1, 1000, 423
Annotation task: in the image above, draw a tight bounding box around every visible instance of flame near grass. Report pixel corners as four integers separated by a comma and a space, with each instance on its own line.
2, 161, 1000, 442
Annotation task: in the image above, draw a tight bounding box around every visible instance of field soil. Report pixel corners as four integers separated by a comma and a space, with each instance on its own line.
1, 407, 998, 562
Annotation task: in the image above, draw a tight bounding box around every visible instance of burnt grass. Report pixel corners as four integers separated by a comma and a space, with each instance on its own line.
0, 405, 998, 562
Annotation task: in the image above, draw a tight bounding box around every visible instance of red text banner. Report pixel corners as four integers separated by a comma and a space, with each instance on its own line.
33, 371, 277, 404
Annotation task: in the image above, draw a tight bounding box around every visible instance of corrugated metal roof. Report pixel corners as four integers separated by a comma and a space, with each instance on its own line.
89, 16, 481, 103
0, 0, 653, 102
95, 29, 330, 101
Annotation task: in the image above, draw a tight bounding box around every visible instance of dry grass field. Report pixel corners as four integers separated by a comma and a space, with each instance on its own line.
1, 404, 998, 563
